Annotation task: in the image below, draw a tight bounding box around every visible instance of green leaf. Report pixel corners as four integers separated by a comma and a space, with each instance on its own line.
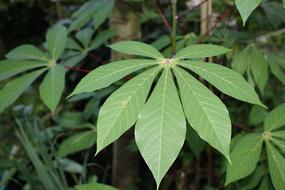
70, 59, 158, 96
239, 166, 266, 190
225, 133, 263, 185
174, 67, 231, 161
63, 54, 86, 67
259, 176, 271, 190
250, 48, 268, 93
266, 142, 285, 190
272, 130, 285, 140
67, 38, 83, 51
283, 0, 285, 8
135, 69, 186, 187
264, 103, 285, 131
186, 125, 206, 157
0, 60, 45, 82
249, 105, 268, 125
93, 0, 114, 29
40, 64, 65, 112
179, 61, 264, 107
76, 28, 94, 48
6, 45, 48, 61
174, 44, 230, 59
76, 183, 117, 190
58, 130, 96, 157
88, 29, 114, 50
108, 41, 164, 59
271, 138, 285, 155
96, 67, 160, 154
231, 46, 251, 75
46, 25, 68, 60
269, 58, 285, 85
234, 0, 262, 25
262, 2, 285, 28
0, 69, 44, 112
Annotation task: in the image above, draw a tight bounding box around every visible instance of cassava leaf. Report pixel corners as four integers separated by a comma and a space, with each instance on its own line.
70, 59, 158, 96
6, 44, 48, 61
76, 183, 117, 190
0, 60, 46, 82
234, 0, 262, 25
135, 68, 186, 188
58, 130, 96, 157
225, 134, 263, 185
39, 64, 65, 112
46, 25, 68, 60
76, 28, 94, 48
264, 103, 285, 131
0, 69, 45, 112
174, 44, 230, 59
108, 41, 164, 59
96, 67, 160, 154
93, 0, 115, 29
266, 142, 285, 190
174, 67, 231, 161
250, 47, 268, 93
179, 61, 264, 107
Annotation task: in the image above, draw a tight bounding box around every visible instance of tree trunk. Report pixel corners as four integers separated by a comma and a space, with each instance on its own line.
110, 1, 141, 189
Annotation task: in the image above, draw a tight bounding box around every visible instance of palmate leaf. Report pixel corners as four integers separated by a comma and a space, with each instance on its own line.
0, 69, 45, 112
108, 41, 164, 59
6, 44, 48, 61
225, 133, 263, 185
135, 68, 186, 188
174, 67, 231, 161
266, 142, 285, 190
39, 64, 65, 112
96, 67, 160, 154
264, 103, 285, 131
179, 61, 264, 106
174, 44, 230, 59
46, 25, 68, 60
272, 130, 285, 140
234, 0, 262, 25
76, 28, 94, 48
0, 60, 46, 82
70, 59, 159, 96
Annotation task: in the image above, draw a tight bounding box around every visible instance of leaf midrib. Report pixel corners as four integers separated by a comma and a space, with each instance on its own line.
175, 67, 228, 155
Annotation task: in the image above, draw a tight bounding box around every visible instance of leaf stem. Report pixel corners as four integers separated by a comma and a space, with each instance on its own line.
171, 0, 178, 56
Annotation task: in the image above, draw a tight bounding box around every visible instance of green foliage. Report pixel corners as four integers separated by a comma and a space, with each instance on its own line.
234, 0, 262, 25
71, 41, 262, 188
76, 183, 118, 190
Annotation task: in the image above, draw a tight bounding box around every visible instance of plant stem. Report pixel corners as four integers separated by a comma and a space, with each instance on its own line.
171, 0, 177, 56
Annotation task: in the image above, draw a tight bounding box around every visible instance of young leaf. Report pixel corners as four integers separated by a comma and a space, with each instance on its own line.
6, 45, 48, 61
264, 103, 285, 131
266, 142, 285, 190
225, 134, 263, 185
96, 67, 160, 154
39, 64, 65, 112
179, 61, 264, 107
135, 69, 186, 188
174, 44, 230, 59
108, 41, 164, 59
250, 48, 268, 92
234, 0, 262, 25
70, 59, 158, 96
0, 69, 45, 112
46, 25, 68, 60
0, 60, 45, 82
174, 67, 231, 161
76, 183, 117, 190
58, 131, 96, 157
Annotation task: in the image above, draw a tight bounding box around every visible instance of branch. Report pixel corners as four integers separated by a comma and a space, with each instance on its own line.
154, 1, 172, 33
